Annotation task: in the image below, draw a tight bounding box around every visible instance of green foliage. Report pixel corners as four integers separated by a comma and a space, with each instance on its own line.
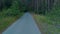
0, 0, 24, 32
46, 2, 60, 25
2, 1, 23, 17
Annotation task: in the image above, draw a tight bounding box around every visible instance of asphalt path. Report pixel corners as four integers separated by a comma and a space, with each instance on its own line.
2, 12, 41, 34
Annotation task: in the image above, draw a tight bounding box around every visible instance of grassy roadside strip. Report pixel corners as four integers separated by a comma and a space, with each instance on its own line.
33, 14, 60, 34
0, 12, 24, 33
0, 1, 24, 33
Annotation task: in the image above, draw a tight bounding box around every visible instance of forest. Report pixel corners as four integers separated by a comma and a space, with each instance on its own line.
0, 0, 60, 34
0, 0, 59, 14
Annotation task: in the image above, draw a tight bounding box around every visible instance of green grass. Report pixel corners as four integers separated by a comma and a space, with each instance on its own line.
0, 1, 24, 32
33, 14, 60, 34
0, 11, 24, 32
0, 17, 16, 32
33, 4, 60, 34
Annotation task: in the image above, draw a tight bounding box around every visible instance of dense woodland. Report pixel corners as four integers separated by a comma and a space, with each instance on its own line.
0, 0, 60, 33
0, 0, 60, 23
0, 0, 59, 13
0, 0, 60, 21
0, 0, 60, 18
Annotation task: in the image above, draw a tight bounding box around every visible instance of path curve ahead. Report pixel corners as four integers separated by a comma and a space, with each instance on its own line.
2, 12, 41, 34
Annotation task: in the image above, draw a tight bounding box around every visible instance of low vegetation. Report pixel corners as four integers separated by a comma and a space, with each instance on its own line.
0, 1, 24, 32
33, 14, 60, 34
33, 0, 60, 34
33, 3, 60, 34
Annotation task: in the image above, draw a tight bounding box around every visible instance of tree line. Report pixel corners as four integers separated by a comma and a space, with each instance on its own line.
0, 0, 13, 10
0, 0, 59, 14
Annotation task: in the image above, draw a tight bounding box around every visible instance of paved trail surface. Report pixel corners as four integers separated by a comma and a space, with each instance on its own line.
2, 12, 41, 34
